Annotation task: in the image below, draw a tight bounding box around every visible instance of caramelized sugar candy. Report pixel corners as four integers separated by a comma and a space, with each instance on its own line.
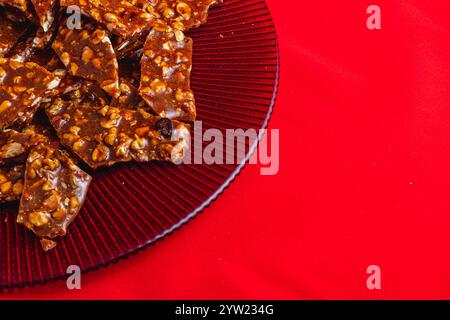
0, 0, 29, 13
52, 20, 121, 98
31, 0, 58, 32
0, 119, 63, 202
0, 0, 222, 250
0, 164, 24, 203
59, 0, 154, 39
111, 77, 147, 109
139, 25, 196, 121
0, 58, 60, 130
141, 0, 222, 31
51, 75, 111, 107
7, 25, 58, 63
0, 126, 48, 166
0, 7, 31, 57
46, 100, 190, 169
0, 0, 40, 23
20, 15, 62, 53
113, 32, 146, 60
17, 144, 92, 250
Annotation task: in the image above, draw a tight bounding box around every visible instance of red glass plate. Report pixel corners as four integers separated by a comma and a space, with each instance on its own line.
0, 0, 279, 289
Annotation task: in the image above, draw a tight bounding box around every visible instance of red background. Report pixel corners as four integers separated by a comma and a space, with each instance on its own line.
3, 0, 450, 299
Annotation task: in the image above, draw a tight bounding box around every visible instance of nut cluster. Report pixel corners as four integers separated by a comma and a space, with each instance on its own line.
46, 98, 190, 169
140, 27, 195, 121
17, 144, 92, 241
52, 22, 121, 98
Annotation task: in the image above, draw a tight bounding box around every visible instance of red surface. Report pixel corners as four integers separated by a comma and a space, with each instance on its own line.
1, 0, 277, 290
3, 0, 450, 299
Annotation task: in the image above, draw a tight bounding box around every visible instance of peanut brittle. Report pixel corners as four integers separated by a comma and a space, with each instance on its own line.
2, 4, 28, 21
0, 127, 48, 165
0, 0, 28, 12
139, 27, 195, 121
0, 8, 30, 57
46, 100, 190, 169
52, 22, 121, 98
149, 0, 221, 31
0, 58, 60, 130
9, 25, 60, 67
17, 144, 92, 240
31, 0, 57, 32
111, 77, 146, 109
60, 0, 154, 39
46, 73, 84, 98
57, 76, 110, 105
0, 0, 39, 23
0, 163, 24, 203
113, 31, 146, 60
31, 26, 58, 50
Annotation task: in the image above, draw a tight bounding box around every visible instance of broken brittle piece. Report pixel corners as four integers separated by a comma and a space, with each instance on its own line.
17, 143, 92, 241
0, 0, 39, 23
149, 0, 222, 31
0, 163, 24, 203
31, 0, 57, 32
0, 127, 48, 165
0, 7, 31, 57
0, 0, 29, 13
56, 76, 111, 105
8, 27, 53, 62
0, 58, 60, 130
46, 100, 190, 169
113, 33, 146, 60
111, 77, 146, 109
52, 22, 121, 98
60, 0, 154, 39
9, 24, 62, 68
139, 27, 195, 121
